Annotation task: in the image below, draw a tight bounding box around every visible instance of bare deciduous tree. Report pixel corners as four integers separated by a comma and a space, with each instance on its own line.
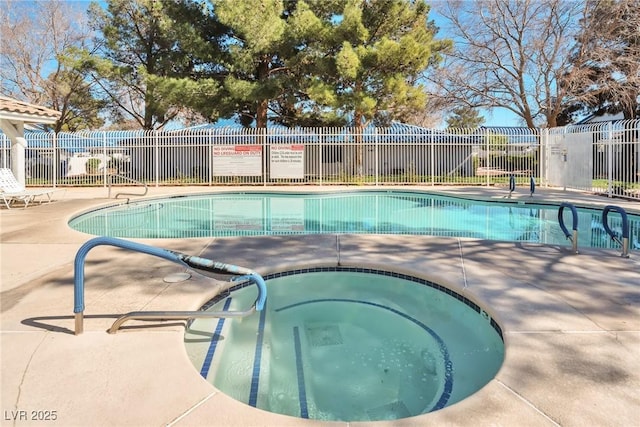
563, 0, 640, 182
403, 96, 449, 128
0, 0, 102, 131
563, 0, 640, 120
428, 0, 582, 128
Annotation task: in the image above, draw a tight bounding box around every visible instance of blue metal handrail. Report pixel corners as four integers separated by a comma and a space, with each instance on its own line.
509, 175, 516, 197
558, 202, 578, 253
602, 205, 630, 257
529, 176, 535, 197
73, 236, 267, 334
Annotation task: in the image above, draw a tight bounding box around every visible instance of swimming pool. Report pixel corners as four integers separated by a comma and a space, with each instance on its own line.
185, 268, 504, 421
69, 190, 639, 250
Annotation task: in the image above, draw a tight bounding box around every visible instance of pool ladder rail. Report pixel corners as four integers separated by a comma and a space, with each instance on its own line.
558, 203, 631, 257
558, 202, 579, 253
73, 236, 267, 335
508, 175, 536, 198
602, 205, 630, 258
107, 174, 148, 203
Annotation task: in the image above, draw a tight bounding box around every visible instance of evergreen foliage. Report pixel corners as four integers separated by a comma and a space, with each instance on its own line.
446, 107, 485, 129
83, 0, 448, 129
85, 0, 226, 129
294, 0, 450, 128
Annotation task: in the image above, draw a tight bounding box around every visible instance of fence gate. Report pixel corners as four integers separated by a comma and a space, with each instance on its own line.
547, 127, 594, 191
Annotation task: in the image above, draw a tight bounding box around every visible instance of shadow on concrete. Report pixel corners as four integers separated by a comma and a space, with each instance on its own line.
21, 314, 186, 335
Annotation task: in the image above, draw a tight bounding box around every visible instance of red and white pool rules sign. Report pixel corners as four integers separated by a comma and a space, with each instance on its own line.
270, 144, 305, 179
212, 145, 262, 176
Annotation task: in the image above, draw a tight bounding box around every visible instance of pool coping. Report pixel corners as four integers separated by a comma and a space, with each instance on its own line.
1, 185, 639, 426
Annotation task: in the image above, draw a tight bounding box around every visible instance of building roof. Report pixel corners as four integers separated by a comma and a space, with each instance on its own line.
0, 96, 61, 124
577, 112, 624, 124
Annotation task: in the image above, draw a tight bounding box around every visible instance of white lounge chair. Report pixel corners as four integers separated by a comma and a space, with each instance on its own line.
0, 168, 58, 209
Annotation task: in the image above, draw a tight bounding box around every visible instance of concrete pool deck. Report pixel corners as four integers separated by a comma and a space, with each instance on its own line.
1, 186, 639, 426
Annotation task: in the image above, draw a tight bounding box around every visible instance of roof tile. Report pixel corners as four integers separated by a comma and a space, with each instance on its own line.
0, 96, 61, 120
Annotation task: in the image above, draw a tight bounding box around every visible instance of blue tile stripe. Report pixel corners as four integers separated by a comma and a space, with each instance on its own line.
204, 267, 501, 339
248, 299, 268, 407
275, 298, 453, 412
263, 266, 503, 340
293, 326, 309, 418
200, 298, 232, 378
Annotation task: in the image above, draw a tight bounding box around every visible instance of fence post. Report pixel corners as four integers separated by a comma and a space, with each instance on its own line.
52, 131, 58, 187
607, 121, 613, 197
154, 130, 159, 187
430, 127, 435, 186
374, 127, 379, 186
262, 127, 267, 187
1, 134, 6, 169
485, 127, 490, 187
102, 131, 108, 188
540, 128, 547, 188
208, 128, 213, 186
319, 128, 323, 186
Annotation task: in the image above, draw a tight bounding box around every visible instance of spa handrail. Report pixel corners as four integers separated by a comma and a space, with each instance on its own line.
602, 205, 630, 258
107, 174, 148, 203
508, 175, 516, 197
529, 176, 535, 197
73, 236, 267, 335
558, 202, 579, 253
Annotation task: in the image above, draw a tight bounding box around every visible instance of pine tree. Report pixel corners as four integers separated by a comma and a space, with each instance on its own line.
446, 107, 485, 129
294, 0, 450, 128
213, 0, 293, 129
86, 0, 225, 129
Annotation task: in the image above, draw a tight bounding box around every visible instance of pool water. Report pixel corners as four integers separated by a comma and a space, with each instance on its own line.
69, 191, 639, 250
185, 268, 505, 422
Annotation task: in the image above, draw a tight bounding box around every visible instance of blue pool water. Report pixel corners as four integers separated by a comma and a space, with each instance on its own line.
69, 190, 639, 250
185, 268, 504, 421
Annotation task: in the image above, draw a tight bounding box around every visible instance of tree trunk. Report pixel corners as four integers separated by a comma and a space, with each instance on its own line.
144, 88, 154, 130
256, 98, 268, 129
256, 57, 269, 129
354, 111, 364, 177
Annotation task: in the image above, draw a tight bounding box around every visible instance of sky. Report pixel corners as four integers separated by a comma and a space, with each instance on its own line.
481, 109, 522, 128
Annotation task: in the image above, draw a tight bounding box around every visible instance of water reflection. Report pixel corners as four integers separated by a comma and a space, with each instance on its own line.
68, 191, 639, 250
